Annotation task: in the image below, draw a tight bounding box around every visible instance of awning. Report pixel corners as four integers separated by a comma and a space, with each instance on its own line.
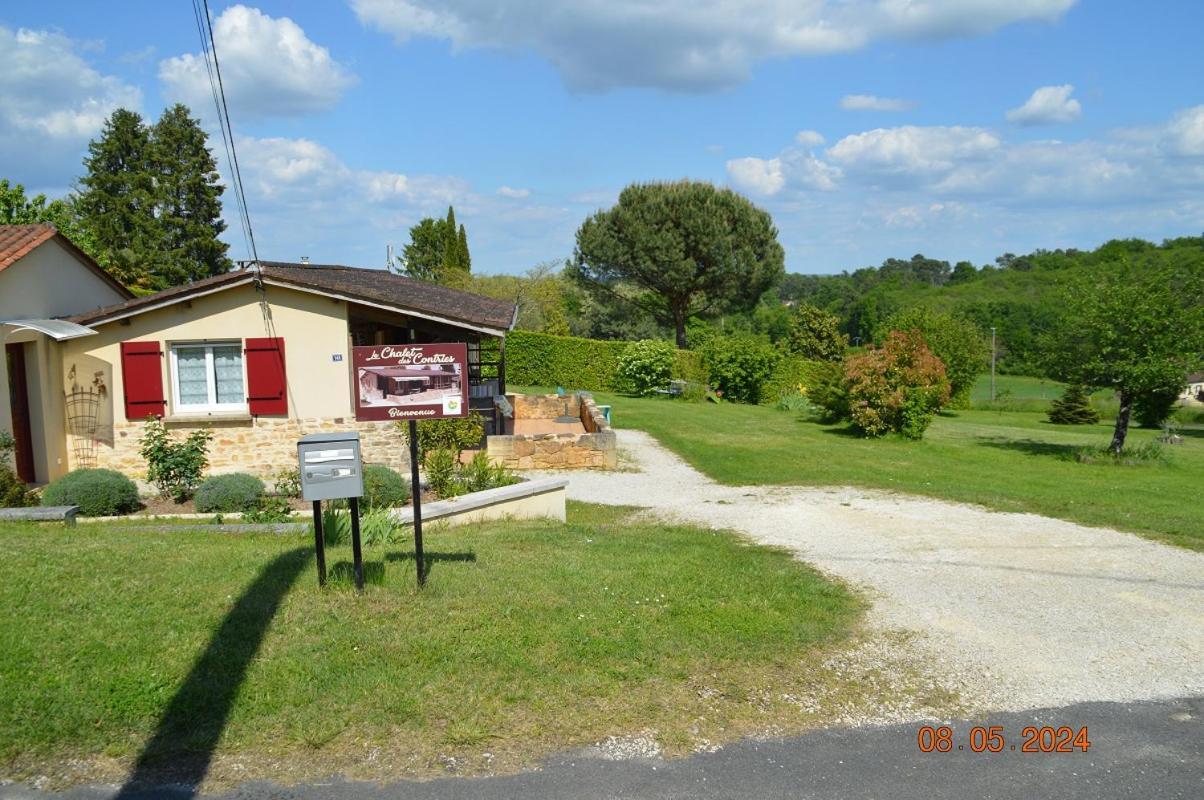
1, 319, 98, 341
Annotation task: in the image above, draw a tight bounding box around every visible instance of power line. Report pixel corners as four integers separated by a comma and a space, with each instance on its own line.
191, 0, 259, 270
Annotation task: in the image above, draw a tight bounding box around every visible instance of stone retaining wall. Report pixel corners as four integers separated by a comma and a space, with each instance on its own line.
486, 393, 617, 470
79, 416, 409, 479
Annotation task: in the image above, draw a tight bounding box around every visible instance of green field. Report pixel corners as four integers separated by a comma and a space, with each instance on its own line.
0, 503, 864, 786
554, 389, 1204, 552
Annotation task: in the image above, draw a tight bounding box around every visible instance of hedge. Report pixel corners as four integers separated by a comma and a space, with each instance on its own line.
507, 330, 703, 392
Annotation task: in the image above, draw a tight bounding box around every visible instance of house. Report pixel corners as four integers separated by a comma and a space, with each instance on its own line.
1184, 372, 1204, 404
1, 225, 517, 484
1, 224, 133, 484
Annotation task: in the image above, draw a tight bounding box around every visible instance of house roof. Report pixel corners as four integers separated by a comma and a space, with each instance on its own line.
69, 261, 518, 334
0, 224, 133, 299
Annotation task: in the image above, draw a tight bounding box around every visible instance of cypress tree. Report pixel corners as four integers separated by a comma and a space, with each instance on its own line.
150, 104, 230, 287
1047, 384, 1101, 425
457, 224, 471, 273
75, 109, 159, 287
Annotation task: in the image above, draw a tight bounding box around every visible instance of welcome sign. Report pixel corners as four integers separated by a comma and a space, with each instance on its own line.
351, 342, 469, 421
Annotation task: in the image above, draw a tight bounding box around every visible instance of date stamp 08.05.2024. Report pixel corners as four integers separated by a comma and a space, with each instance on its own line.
916, 725, 1091, 754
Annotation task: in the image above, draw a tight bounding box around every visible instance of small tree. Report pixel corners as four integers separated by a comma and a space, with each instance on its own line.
572, 180, 785, 348
879, 307, 987, 407
616, 339, 676, 396
1043, 255, 1204, 453
844, 330, 951, 439
786, 303, 848, 362
1047, 385, 1100, 425
138, 419, 213, 502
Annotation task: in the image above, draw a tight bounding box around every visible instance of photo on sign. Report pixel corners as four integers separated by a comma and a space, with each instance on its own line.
356, 363, 462, 409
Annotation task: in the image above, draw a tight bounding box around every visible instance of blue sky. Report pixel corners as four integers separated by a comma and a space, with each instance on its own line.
2, 1, 1203, 275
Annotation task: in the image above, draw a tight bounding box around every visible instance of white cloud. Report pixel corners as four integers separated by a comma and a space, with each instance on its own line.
0, 26, 142, 184
840, 94, 914, 112
352, 0, 1076, 91
496, 185, 531, 199
794, 130, 826, 147
160, 5, 355, 118
727, 157, 787, 196
827, 126, 1001, 184
1006, 84, 1082, 126
1164, 105, 1204, 156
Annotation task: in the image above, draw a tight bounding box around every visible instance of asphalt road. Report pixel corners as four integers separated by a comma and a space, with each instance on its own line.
6, 696, 1200, 800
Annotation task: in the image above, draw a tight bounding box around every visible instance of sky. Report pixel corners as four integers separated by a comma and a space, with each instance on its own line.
2, 0, 1203, 276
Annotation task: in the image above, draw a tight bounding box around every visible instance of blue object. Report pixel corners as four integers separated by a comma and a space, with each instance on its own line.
556, 386, 566, 397
598, 404, 612, 425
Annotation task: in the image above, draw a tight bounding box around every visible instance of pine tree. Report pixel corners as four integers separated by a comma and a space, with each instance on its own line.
1047, 384, 1101, 425
440, 205, 460, 276
150, 104, 230, 287
403, 205, 472, 287
75, 109, 159, 287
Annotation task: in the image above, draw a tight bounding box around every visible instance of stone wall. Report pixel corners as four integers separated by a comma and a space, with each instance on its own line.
486, 393, 617, 470
78, 416, 409, 480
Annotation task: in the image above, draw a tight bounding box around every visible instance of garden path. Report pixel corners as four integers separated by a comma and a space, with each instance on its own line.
527, 429, 1204, 713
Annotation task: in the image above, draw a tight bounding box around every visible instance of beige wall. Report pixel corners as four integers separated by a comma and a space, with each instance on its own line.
0, 240, 124, 482
58, 282, 411, 480
0, 239, 127, 320
62, 282, 354, 421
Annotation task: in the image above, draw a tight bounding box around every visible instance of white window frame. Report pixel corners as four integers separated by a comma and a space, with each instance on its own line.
169, 341, 248, 414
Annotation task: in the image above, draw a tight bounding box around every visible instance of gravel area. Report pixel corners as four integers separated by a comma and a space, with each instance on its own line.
529, 429, 1204, 713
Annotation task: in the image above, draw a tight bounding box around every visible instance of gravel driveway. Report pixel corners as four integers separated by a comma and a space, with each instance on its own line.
528, 430, 1204, 713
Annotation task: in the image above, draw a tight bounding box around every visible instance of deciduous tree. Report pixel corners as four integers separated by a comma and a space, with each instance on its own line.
1043, 254, 1204, 453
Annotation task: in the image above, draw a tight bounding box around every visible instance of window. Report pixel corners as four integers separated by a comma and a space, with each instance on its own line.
169, 342, 246, 413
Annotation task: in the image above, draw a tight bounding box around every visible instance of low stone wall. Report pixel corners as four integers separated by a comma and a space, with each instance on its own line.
80, 416, 409, 480
486, 393, 617, 470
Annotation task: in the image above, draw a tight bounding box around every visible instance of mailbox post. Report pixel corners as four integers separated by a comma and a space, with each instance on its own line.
298, 432, 366, 591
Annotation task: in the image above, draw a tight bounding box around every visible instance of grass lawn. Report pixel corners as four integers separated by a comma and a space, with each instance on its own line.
539, 388, 1204, 552
0, 502, 867, 787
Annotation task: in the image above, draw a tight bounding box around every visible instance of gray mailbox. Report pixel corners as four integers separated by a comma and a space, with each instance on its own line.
297, 432, 364, 502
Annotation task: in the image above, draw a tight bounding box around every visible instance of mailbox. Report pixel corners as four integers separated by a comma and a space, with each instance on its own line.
297, 432, 364, 502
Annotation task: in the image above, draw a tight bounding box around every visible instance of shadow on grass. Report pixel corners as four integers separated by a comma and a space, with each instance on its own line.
817, 424, 865, 439
385, 550, 476, 579
976, 437, 1080, 460
114, 547, 310, 799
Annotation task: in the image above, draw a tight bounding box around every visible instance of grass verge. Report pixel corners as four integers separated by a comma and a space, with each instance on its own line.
0, 502, 875, 788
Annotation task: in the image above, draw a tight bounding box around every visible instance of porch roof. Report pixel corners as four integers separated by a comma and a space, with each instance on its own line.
0, 318, 97, 341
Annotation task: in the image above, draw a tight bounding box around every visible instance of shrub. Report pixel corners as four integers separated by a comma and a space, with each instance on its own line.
139, 418, 212, 501
700, 335, 780, 404
41, 469, 140, 516
362, 464, 410, 509
0, 465, 35, 508
272, 466, 301, 498
423, 448, 462, 499
616, 339, 677, 396
786, 304, 848, 362
807, 362, 850, 422
1047, 385, 1101, 425
242, 496, 294, 523
1135, 387, 1183, 429
879, 307, 987, 408
194, 473, 265, 513
761, 357, 839, 407
460, 450, 519, 494
844, 330, 951, 439
410, 413, 485, 460
360, 508, 399, 546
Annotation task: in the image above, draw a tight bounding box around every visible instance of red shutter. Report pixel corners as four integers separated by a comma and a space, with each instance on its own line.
120, 341, 165, 420
245, 337, 287, 415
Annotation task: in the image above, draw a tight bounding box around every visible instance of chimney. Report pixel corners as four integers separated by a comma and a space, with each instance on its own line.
300, 256, 310, 265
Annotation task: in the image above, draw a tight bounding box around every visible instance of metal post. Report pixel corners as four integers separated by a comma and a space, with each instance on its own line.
408, 419, 426, 587
312, 500, 326, 587
349, 496, 364, 592
990, 327, 997, 402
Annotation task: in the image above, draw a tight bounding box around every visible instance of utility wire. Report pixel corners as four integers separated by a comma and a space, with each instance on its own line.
192, 0, 259, 271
